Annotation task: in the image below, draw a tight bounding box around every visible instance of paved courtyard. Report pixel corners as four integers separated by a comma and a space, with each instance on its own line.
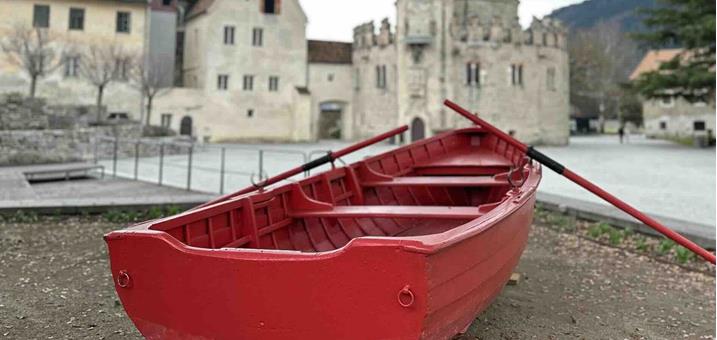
100, 134, 716, 227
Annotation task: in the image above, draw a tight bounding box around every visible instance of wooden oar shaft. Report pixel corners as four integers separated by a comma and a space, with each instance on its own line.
444, 99, 716, 264
195, 125, 408, 209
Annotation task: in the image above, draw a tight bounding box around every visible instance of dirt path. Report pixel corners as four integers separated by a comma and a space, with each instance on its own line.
0, 216, 713, 339
470, 226, 715, 340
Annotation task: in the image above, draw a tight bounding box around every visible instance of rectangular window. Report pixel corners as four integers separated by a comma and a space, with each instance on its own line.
243, 75, 254, 90
327, 74, 334, 82
376, 65, 387, 89
217, 74, 229, 90
68, 8, 84, 30
353, 68, 361, 90
114, 58, 130, 81
33, 5, 50, 28
660, 96, 674, 108
546, 67, 556, 91
224, 26, 235, 45
268, 76, 279, 91
659, 121, 667, 130
116, 12, 131, 33
247, 109, 254, 117
64, 55, 80, 77
466, 62, 480, 87
160, 114, 172, 128
252, 28, 263, 46
694, 121, 706, 131
162, 0, 172, 5
511, 64, 523, 86
262, 0, 279, 14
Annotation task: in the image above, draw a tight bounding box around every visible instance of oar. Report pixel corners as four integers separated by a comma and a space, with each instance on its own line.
444, 99, 716, 264
194, 125, 409, 209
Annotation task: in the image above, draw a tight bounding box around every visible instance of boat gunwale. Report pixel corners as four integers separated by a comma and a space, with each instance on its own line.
104, 126, 541, 257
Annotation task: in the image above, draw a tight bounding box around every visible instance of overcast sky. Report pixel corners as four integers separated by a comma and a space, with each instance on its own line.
299, 0, 585, 42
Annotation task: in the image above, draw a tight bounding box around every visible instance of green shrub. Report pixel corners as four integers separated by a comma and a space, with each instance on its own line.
587, 224, 603, 239
634, 236, 650, 252
657, 239, 676, 255
674, 246, 694, 264
608, 228, 624, 246
146, 206, 165, 220
11, 210, 39, 223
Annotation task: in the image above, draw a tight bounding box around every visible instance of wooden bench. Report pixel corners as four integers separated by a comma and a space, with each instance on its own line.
362, 176, 508, 188
289, 205, 484, 220
24, 164, 105, 182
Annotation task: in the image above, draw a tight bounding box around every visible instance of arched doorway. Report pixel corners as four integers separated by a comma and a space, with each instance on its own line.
180, 116, 193, 136
318, 101, 344, 139
411, 117, 425, 141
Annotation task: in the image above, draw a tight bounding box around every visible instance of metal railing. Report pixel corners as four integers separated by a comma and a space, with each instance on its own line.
94, 137, 319, 194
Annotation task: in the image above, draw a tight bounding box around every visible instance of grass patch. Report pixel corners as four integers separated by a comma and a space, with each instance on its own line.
101, 205, 185, 224
657, 239, 676, 256
674, 246, 695, 264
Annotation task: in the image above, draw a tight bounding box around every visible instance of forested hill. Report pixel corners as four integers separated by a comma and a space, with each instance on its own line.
548, 0, 658, 33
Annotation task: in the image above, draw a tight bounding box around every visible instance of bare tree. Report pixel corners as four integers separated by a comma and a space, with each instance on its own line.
132, 54, 170, 126
569, 21, 641, 128
0, 24, 64, 97
79, 42, 128, 123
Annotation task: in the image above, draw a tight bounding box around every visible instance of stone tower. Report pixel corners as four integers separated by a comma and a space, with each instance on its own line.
354, 0, 570, 145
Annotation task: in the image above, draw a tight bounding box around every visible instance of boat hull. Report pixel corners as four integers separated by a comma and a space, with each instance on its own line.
106, 195, 534, 340
105, 127, 541, 339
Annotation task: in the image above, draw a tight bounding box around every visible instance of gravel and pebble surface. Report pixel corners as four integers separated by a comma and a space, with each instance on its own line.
0, 216, 714, 339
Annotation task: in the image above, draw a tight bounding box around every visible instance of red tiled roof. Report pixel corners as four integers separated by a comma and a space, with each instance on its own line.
629, 49, 684, 80
308, 40, 352, 64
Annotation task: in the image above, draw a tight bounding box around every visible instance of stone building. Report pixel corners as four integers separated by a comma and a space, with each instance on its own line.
630, 49, 716, 142
2, 0, 570, 145
152, 0, 313, 141
0, 0, 164, 120
154, 0, 568, 144
352, 0, 570, 144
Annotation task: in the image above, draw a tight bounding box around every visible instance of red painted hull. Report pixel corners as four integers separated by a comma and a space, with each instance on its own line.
105, 127, 541, 339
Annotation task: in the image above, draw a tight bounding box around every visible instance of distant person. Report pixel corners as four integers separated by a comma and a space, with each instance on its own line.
618, 126, 625, 144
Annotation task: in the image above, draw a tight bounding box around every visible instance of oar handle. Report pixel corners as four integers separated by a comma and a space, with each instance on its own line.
444, 99, 716, 264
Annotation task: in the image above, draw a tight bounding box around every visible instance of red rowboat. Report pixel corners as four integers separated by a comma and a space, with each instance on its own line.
105, 126, 541, 339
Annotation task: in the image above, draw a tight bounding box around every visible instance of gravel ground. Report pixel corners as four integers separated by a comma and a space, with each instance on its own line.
0, 216, 714, 339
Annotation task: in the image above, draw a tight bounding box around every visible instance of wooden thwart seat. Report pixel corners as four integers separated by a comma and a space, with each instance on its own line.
290, 205, 483, 220
362, 176, 508, 187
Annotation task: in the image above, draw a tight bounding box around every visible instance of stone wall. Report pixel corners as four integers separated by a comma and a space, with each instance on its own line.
0, 93, 49, 130
0, 125, 137, 166
0, 124, 192, 166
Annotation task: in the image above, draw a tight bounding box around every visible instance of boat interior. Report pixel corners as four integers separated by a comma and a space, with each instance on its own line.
149, 129, 532, 252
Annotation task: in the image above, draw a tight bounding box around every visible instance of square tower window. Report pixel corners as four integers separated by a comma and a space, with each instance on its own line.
659, 121, 667, 130
694, 121, 706, 131
243, 75, 254, 90
64, 55, 80, 77
217, 74, 229, 90
252, 28, 263, 46
262, 0, 280, 14
161, 114, 172, 128
466, 63, 480, 87
69, 8, 85, 30
546, 67, 556, 91
224, 26, 235, 45
511, 64, 523, 86
269, 76, 279, 91
116, 12, 131, 33
376, 65, 387, 89
33, 5, 50, 28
